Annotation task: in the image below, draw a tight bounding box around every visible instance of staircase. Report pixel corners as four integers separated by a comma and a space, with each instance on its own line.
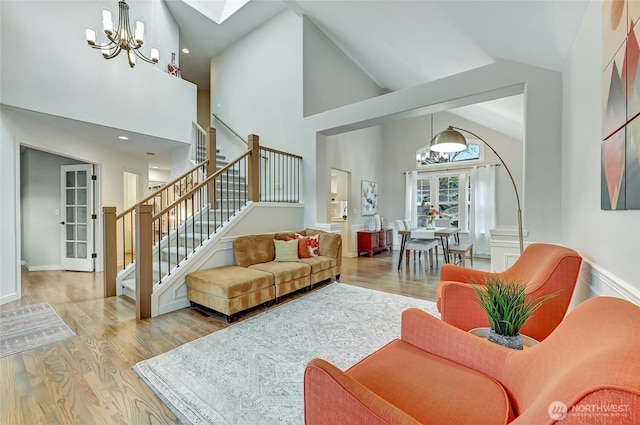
119, 151, 247, 298
103, 127, 303, 318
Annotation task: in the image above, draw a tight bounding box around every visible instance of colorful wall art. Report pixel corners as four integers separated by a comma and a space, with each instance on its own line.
361, 180, 378, 216
602, 0, 640, 210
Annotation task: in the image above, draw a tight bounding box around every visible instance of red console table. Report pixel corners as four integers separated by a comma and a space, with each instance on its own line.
357, 229, 393, 257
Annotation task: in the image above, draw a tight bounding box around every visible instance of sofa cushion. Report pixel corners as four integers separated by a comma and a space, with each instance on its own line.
305, 228, 341, 259
274, 231, 304, 241
233, 234, 275, 267
297, 237, 311, 258
274, 239, 299, 262
346, 339, 513, 425
307, 234, 320, 256
300, 256, 336, 274
185, 265, 274, 299
248, 261, 311, 285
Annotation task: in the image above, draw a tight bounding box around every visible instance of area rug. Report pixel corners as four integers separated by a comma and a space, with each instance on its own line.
133, 283, 439, 425
0, 303, 76, 358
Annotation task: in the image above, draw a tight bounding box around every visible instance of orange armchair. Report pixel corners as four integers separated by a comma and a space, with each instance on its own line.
304, 297, 640, 424
437, 243, 582, 342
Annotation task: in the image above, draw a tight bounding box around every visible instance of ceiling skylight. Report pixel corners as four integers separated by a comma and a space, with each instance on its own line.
181, 0, 251, 24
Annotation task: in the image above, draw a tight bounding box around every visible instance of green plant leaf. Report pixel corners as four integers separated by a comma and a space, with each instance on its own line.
473, 276, 560, 337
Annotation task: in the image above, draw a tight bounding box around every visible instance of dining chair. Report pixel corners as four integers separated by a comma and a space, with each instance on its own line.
394, 220, 439, 268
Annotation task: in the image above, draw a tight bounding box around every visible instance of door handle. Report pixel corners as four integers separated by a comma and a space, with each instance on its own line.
60, 221, 65, 225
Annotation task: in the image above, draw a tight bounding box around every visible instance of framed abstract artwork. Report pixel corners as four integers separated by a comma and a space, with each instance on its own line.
601, 127, 626, 210
601, 0, 640, 210
361, 180, 378, 216
626, 115, 640, 208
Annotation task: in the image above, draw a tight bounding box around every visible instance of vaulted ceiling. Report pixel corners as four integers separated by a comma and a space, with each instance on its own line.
165, 0, 590, 140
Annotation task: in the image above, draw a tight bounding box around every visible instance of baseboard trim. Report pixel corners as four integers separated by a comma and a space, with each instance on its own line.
26, 264, 63, 271
0, 292, 19, 305
583, 260, 640, 305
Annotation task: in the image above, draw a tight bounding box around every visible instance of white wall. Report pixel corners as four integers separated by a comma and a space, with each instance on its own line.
303, 17, 382, 116
2, 107, 151, 212
325, 126, 383, 224
210, 10, 304, 161
302, 15, 386, 228
210, 10, 382, 228
562, 1, 640, 298
21, 148, 83, 270
0, 0, 196, 144
2, 106, 152, 280
0, 120, 20, 304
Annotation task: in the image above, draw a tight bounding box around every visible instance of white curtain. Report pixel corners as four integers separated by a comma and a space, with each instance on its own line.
471, 165, 496, 256
404, 171, 417, 227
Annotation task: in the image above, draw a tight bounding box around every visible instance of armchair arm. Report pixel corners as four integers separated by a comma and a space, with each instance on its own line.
440, 263, 496, 283
400, 308, 509, 382
304, 358, 420, 425
437, 280, 492, 332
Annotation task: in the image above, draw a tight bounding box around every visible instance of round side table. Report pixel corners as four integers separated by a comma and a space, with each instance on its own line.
469, 327, 539, 349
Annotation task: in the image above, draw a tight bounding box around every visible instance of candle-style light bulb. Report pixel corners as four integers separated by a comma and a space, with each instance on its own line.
150, 48, 159, 62
85, 28, 97, 45
128, 50, 137, 68
102, 9, 113, 35
135, 21, 144, 44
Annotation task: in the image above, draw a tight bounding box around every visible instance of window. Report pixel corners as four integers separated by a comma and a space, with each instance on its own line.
415, 172, 470, 231
416, 141, 483, 168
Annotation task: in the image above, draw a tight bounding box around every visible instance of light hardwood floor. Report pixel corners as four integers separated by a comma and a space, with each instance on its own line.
0, 250, 489, 425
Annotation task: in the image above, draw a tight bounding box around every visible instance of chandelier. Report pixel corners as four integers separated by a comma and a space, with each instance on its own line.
85, 1, 159, 68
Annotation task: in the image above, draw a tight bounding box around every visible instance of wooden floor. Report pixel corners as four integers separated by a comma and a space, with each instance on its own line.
0, 250, 489, 425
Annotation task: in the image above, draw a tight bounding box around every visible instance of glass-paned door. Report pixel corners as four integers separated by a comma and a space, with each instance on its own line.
416, 177, 432, 227
438, 176, 460, 227
61, 164, 94, 271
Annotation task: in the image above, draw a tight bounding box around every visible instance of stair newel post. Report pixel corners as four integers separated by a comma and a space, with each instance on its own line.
103, 206, 117, 298
248, 134, 260, 202
206, 127, 217, 208
135, 204, 153, 320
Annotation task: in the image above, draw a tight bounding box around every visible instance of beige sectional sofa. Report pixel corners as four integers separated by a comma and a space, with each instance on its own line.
186, 229, 342, 322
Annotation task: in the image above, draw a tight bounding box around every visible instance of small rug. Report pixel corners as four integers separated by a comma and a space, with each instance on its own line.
0, 303, 76, 358
134, 283, 440, 425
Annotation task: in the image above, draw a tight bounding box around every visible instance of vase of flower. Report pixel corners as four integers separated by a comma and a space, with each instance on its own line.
427, 215, 435, 229
424, 203, 438, 229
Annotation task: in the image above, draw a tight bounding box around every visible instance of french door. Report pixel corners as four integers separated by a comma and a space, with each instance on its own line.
61, 164, 94, 271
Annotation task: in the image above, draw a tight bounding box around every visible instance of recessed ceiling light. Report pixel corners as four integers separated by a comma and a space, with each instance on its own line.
182, 48, 190, 54
118, 135, 129, 140
151, 166, 159, 169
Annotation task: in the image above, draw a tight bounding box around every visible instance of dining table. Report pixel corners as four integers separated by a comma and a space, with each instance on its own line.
397, 226, 461, 270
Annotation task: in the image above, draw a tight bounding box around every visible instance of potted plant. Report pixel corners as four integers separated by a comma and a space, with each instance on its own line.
472, 277, 559, 350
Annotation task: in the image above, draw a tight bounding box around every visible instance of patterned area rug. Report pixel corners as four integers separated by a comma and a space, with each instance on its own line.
134, 283, 440, 425
0, 303, 76, 358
